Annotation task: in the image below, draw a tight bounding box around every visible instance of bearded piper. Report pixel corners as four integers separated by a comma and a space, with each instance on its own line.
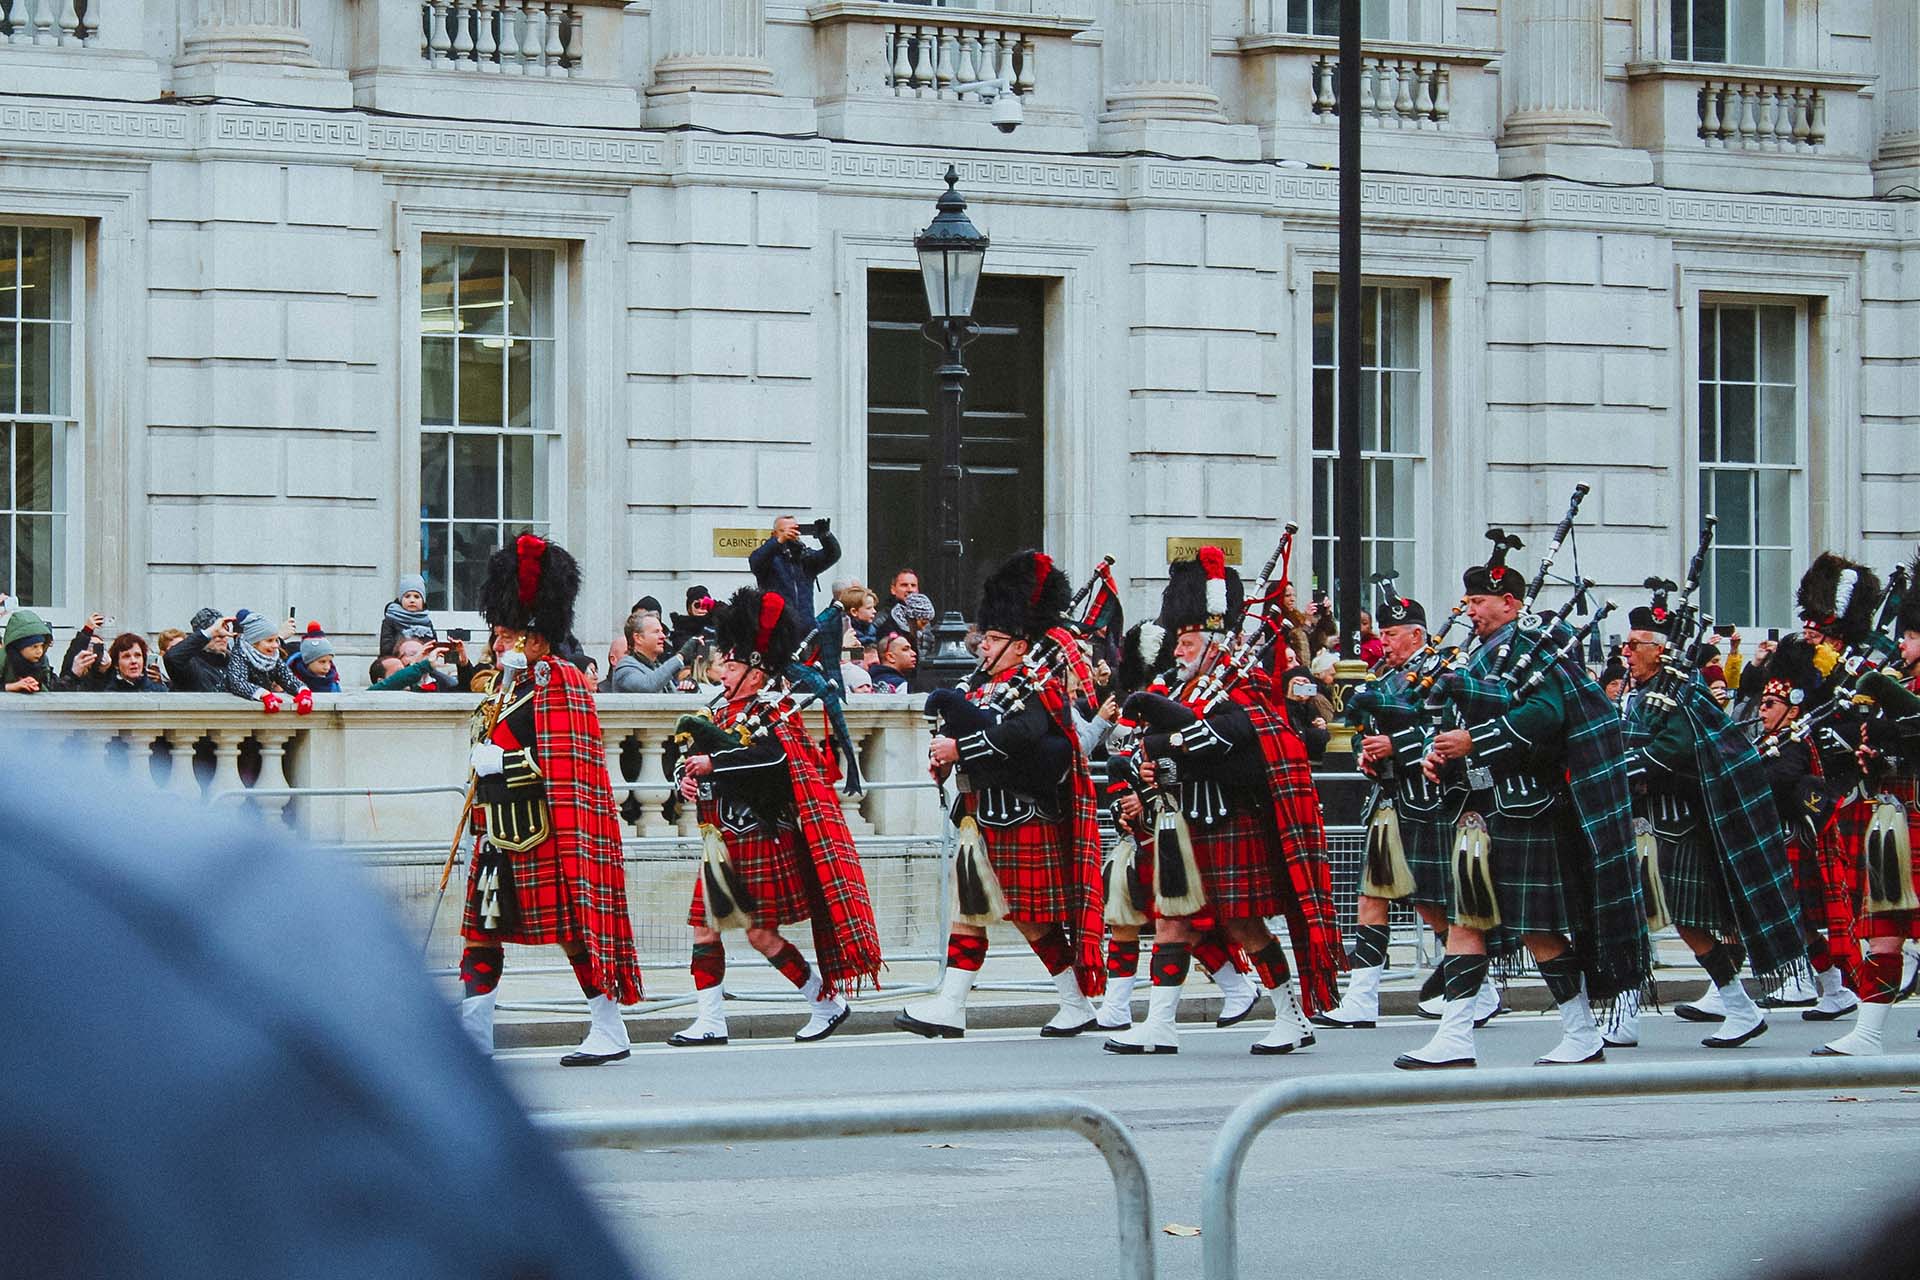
457, 535, 644, 1067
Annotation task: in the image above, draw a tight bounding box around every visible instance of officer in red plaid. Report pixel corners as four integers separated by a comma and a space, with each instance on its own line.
900, 550, 1107, 1039
1103, 548, 1344, 1056
667, 586, 884, 1047
458, 535, 644, 1067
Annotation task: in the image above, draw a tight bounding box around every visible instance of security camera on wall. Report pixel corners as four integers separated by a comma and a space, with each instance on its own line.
956, 75, 1024, 134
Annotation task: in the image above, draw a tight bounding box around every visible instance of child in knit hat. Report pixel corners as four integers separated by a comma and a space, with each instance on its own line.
223, 609, 312, 713
379, 573, 438, 657
288, 622, 341, 692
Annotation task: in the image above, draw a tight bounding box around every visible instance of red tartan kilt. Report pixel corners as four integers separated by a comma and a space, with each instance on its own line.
1189, 807, 1288, 919
979, 817, 1070, 923
1784, 825, 1829, 933
462, 834, 578, 946
1119, 836, 1222, 930
688, 824, 815, 929
1831, 793, 1920, 942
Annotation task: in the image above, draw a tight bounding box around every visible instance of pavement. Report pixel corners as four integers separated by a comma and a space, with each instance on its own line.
490, 978, 1920, 1280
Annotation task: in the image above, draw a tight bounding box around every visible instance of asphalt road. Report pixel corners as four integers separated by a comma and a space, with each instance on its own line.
500, 1007, 1920, 1280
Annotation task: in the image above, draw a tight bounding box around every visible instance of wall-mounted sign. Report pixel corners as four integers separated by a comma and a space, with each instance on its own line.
712, 528, 765, 559
1166, 537, 1244, 566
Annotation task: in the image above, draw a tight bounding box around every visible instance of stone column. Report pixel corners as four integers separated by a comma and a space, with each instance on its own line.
1102, 0, 1223, 123
1497, 0, 1650, 180
1099, 0, 1257, 157
650, 0, 775, 95
174, 0, 351, 106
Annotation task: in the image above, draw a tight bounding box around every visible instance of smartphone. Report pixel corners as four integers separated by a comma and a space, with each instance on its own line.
1714, 624, 1735, 638
1767, 627, 1780, 641
1289, 678, 1315, 699
447, 627, 472, 642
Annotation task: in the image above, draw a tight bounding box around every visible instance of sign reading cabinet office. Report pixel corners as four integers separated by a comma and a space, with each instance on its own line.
712, 528, 765, 559
1166, 538, 1244, 566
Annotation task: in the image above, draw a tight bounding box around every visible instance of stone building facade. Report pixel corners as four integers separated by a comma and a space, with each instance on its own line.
3, 0, 1916, 660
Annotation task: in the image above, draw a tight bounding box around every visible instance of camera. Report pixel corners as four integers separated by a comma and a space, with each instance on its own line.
988, 90, 1024, 134
802, 517, 832, 539
447, 627, 472, 642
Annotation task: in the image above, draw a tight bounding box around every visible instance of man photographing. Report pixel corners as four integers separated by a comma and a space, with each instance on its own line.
749, 514, 841, 619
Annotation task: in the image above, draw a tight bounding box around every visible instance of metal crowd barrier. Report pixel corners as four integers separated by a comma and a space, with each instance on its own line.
1199, 1056, 1920, 1280
540, 1093, 1156, 1280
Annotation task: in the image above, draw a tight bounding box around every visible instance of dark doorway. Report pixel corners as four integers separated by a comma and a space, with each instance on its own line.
866, 271, 1045, 616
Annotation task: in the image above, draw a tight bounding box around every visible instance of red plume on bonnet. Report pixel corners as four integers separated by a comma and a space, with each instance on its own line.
1197, 545, 1228, 622
756, 592, 786, 656
1029, 552, 1054, 607
515, 533, 547, 606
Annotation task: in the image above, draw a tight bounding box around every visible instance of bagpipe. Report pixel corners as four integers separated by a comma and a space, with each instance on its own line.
1490, 481, 1590, 681
922, 556, 1117, 792
1637, 517, 1718, 724
1758, 562, 1911, 760
786, 603, 862, 796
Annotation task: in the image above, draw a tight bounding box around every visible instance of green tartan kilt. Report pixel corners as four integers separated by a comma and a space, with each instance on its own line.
1469, 807, 1576, 937
1399, 812, 1453, 911
1657, 830, 1736, 936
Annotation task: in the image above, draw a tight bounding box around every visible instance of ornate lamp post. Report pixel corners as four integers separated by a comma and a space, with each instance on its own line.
914, 165, 990, 689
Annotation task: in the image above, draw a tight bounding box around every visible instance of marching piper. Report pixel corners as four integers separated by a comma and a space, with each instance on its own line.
1398, 533, 1648, 1069
457, 535, 644, 1066
1321, 585, 1504, 1031
1102, 546, 1343, 1057
900, 550, 1107, 1039
1604, 586, 1805, 1050
667, 587, 883, 1047
1821, 557, 1920, 1056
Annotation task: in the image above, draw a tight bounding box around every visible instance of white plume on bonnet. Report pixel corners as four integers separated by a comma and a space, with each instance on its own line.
1835, 568, 1858, 619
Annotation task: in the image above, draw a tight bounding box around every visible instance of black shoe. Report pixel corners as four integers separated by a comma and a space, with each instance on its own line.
1039, 1018, 1097, 1038
795, 1005, 851, 1044
1393, 1053, 1475, 1071
893, 1010, 964, 1039
560, 1048, 632, 1067
1216, 996, 1266, 1029
1310, 1012, 1375, 1029
1702, 1019, 1768, 1049
1673, 1002, 1726, 1023
1534, 1048, 1606, 1065
1474, 1003, 1509, 1029
1103, 1038, 1178, 1056
1802, 1000, 1859, 1022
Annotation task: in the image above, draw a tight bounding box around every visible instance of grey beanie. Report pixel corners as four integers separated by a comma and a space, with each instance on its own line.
902, 592, 935, 621
397, 573, 426, 599
298, 623, 333, 665
190, 607, 222, 633
237, 610, 277, 646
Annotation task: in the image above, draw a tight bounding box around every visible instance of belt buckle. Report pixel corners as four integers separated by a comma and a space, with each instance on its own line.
1466, 765, 1494, 792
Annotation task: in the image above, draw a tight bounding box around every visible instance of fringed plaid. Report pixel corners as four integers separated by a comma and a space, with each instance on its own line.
462, 658, 642, 1005
1443, 620, 1648, 1005
1234, 674, 1344, 1016
764, 715, 883, 996
1634, 677, 1805, 979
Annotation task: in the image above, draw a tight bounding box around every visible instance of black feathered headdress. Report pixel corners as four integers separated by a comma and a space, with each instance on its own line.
1156, 546, 1243, 637
1762, 635, 1829, 707
1796, 552, 1880, 644
1115, 620, 1171, 696
711, 586, 802, 671
1463, 527, 1525, 597
480, 533, 579, 643
975, 549, 1070, 641
1627, 576, 1679, 638
1372, 575, 1426, 631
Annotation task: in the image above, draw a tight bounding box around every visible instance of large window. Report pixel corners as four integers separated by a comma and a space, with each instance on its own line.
1310, 281, 1425, 607
1698, 302, 1800, 628
418, 243, 558, 613
1287, 0, 1390, 38
1671, 0, 1768, 64
0, 225, 73, 609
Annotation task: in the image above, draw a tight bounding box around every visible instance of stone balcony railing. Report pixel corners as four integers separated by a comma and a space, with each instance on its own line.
1, 0, 93, 44
808, 0, 1094, 148
0, 693, 942, 847
419, 0, 583, 77
1625, 61, 1877, 197
1236, 31, 1499, 176
0, 0, 165, 96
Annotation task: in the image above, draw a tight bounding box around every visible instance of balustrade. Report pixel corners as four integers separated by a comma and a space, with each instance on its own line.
1696, 79, 1826, 152
0, 0, 95, 46
1308, 53, 1450, 129
882, 20, 1033, 100
420, 0, 580, 76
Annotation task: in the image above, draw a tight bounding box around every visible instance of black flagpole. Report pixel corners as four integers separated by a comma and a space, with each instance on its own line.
1335, 0, 1364, 659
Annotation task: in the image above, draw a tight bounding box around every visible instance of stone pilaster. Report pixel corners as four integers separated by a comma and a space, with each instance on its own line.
646, 0, 812, 129
1497, 0, 1649, 180
1099, 0, 1257, 157
173, 0, 350, 106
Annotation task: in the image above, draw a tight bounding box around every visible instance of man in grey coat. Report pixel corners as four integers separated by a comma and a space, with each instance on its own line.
607, 611, 700, 693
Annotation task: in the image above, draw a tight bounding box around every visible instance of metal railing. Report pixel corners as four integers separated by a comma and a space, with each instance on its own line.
541, 1093, 1155, 1280
1200, 1056, 1920, 1280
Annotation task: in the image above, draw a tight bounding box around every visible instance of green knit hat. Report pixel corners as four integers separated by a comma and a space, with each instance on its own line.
3, 608, 51, 651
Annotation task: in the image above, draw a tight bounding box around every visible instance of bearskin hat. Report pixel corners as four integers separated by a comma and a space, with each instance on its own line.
1463, 528, 1525, 597
711, 585, 803, 671
976, 549, 1071, 641
1894, 551, 1920, 638
1762, 635, 1829, 708
1797, 552, 1881, 644
1115, 620, 1170, 696
480, 532, 579, 643
1156, 546, 1244, 636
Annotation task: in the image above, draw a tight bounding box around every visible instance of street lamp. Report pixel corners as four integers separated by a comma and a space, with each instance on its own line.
914, 165, 990, 689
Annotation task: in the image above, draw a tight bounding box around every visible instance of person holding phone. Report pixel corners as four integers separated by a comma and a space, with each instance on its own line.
58, 611, 115, 689
748, 515, 841, 620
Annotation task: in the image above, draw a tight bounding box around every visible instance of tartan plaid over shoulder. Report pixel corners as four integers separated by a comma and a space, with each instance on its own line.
1231, 672, 1345, 1015
767, 713, 884, 996
531, 658, 643, 1005
1443, 621, 1649, 1003
1657, 678, 1806, 978
1029, 674, 1108, 999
